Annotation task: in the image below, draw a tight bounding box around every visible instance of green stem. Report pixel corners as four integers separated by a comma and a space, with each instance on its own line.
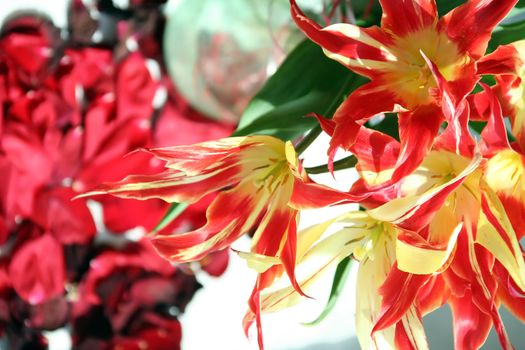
304, 155, 357, 174
295, 125, 322, 154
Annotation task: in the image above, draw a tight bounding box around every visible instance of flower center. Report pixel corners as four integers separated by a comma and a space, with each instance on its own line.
384, 27, 465, 108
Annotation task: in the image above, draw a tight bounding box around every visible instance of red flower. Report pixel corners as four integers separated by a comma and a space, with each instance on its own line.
8, 233, 65, 305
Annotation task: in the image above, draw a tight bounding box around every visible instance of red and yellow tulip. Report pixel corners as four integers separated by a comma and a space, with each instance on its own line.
79, 135, 357, 347
291, 0, 517, 186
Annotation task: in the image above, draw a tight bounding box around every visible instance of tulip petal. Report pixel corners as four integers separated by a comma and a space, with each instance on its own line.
477, 185, 525, 292
396, 222, 462, 275
290, 0, 397, 78
393, 106, 443, 182
150, 180, 270, 261
496, 263, 525, 323
79, 163, 243, 203
145, 136, 279, 174
356, 230, 396, 349
328, 81, 405, 162
477, 42, 524, 76
289, 176, 362, 210
350, 127, 400, 187
449, 290, 493, 350
379, 0, 437, 37
441, 0, 518, 59
368, 151, 481, 226
243, 224, 361, 342
373, 265, 431, 332
479, 83, 511, 156
394, 307, 429, 350
416, 275, 449, 315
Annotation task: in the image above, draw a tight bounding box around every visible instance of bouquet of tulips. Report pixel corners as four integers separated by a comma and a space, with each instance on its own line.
81, 0, 525, 349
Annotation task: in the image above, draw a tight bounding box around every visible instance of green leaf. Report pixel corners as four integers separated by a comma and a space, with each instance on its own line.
234, 39, 360, 141
436, 0, 465, 17
487, 5, 525, 51
152, 202, 189, 233
367, 113, 399, 140
303, 256, 353, 326
489, 20, 525, 50
304, 155, 357, 174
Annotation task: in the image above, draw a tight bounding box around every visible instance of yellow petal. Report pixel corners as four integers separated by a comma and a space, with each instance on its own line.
396, 222, 462, 275
236, 251, 281, 273
399, 307, 430, 350
356, 232, 396, 349
476, 184, 525, 291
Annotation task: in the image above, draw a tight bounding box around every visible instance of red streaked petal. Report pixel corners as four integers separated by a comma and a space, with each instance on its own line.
394, 106, 442, 179
350, 127, 400, 187
80, 164, 243, 203
290, 0, 396, 78
440, 0, 518, 59
434, 101, 477, 156
417, 275, 449, 315
394, 307, 429, 350
497, 194, 525, 240
421, 52, 477, 156
379, 0, 437, 36
479, 83, 511, 156
310, 113, 335, 136
251, 203, 306, 296
468, 90, 491, 122
145, 136, 278, 174
328, 81, 404, 164
373, 264, 431, 332
477, 43, 523, 75
150, 181, 268, 262
496, 262, 525, 323
279, 212, 305, 296
243, 269, 282, 350
289, 176, 362, 210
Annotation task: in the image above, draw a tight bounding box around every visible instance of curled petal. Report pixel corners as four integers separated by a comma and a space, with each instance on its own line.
392, 106, 443, 183
396, 222, 462, 275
